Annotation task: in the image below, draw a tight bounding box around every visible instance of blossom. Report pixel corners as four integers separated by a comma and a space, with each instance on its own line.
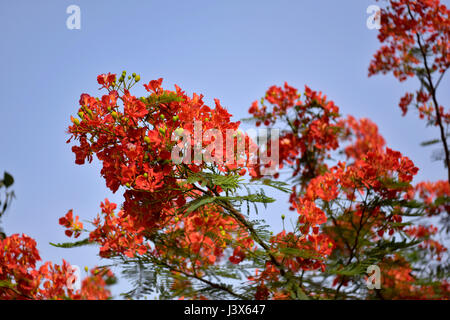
59, 209, 83, 238
0, 234, 112, 299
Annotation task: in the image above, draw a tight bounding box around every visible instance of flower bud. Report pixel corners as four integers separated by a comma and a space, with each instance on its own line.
144, 136, 151, 144
135, 75, 140, 82
111, 111, 118, 119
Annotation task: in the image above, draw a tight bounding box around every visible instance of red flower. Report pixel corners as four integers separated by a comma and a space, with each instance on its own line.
59, 210, 83, 238
229, 246, 246, 264
97, 73, 116, 88
144, 78, 163, 93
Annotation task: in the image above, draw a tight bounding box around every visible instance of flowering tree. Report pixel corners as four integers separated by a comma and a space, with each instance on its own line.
57, 68, 447, 299
1, 0, 449, 300
369, 0, 450, 181
249, 83, 448, 299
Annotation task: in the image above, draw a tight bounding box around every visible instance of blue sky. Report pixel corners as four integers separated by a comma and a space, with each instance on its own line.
1, 0, 449, 297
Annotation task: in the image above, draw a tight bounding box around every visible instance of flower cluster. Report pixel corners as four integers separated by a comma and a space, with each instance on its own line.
0, 233, 112, 299
58, 71, 449, 300
59, 209, 83, 238
68, 73, 255, 236
340, 115, 386, 161
405, 225, 447, 260
369, 0, 450, 125
248, 78, 449, 299
406, 180, 450, 215
249, 83, 342, 188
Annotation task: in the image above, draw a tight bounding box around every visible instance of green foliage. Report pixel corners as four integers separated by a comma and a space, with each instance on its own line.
182, 171, 283, 216
0, 171, 15, 221
327, 257, 379, 276
49, 238, 93, 248
144, 92, 183, 108
420, 138, 441, 147
121, 260, 158, 299
0, 172, 14, 188
185, 193, 275, 214
258, 179, 291, 193
434, 195, 450, 207
184, 171, 243, 193
185, 195, 216, 213
0, 280, 22, 297
369, 238, 422, 258
278, 247, 325, 260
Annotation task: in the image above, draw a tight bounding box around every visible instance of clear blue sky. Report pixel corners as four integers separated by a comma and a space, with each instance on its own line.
1, 0, 449, 297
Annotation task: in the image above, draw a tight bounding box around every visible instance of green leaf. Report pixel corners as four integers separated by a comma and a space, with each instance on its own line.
186, 172, 242, 193
364, 238, 422, 259
185, 196, 215, 213
379, 177, 410, 190
260, 179, 291, 193
144, 92, 183, 107
216, 193, 275, 205
434, 196, 450, 207
279, 247, 324, 260
327, 257, 379, 276
49, 238, 92, 248
420, 139, 440, 147
0, 280, 16, 289
3, 172, 14, 188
